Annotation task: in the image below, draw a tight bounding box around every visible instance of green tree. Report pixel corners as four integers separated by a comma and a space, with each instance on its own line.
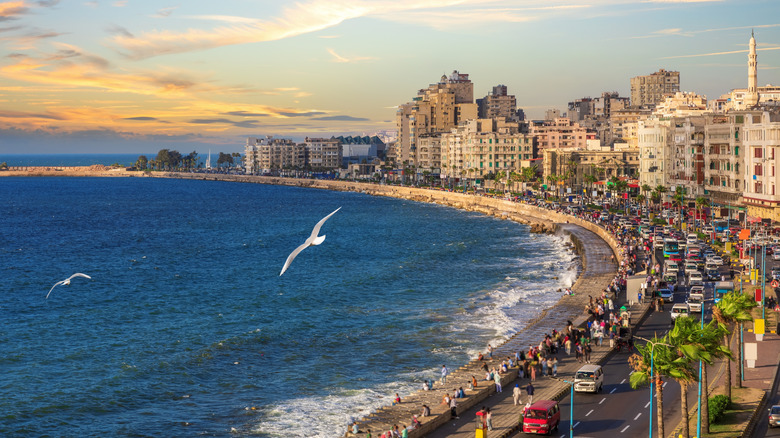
697, 320, 732, 432
217, 152, 234, 168
136, 155, 148, 170
713, 291, 757, 399
521, 165, 537, 182
695, 196, 709, 229
629, 336, 675, 438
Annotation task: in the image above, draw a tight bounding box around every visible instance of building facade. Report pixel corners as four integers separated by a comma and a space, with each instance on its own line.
244, 136, 304, 174
477, 85, 517, 120
630, 69, 680, 107
304, 137, 342, 170
529, 118, 596, 150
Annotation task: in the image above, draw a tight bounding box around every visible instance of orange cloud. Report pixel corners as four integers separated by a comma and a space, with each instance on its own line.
0, 1, 29, 20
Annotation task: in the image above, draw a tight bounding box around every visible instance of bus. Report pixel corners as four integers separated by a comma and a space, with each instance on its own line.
663, 238, 680, 258
714, 281, 734, 303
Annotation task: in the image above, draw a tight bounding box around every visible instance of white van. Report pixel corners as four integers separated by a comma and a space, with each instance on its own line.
687, 287, 704, 313
671, 303, 690, 322
574, 364, 604, 393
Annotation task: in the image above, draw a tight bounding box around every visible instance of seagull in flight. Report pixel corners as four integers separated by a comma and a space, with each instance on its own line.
280, 207, 341, 276
46, 273, 92, 299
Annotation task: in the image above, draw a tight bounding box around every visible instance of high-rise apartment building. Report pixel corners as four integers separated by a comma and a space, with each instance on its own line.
395, 71, 478, 166
529, 118, 596, 150
477, 85, 517, 120
743, 110, 780, 221
630, 69, 680, 107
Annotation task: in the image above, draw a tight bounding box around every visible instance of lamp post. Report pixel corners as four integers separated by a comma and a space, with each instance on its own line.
554, 377, 575, 438
635, 336, 673, 438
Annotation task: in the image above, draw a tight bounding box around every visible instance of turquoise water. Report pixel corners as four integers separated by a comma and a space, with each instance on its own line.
0, 177, 576, 437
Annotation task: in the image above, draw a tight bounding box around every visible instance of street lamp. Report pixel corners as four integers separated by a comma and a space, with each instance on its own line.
635, 335, 674, 438
553, 377, 575, 438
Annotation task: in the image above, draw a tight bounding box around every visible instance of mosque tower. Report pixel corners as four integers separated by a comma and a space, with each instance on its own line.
746, 30, 759, 107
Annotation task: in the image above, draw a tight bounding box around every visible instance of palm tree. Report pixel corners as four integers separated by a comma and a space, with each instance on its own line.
494, 170, 507, 193
629, 336, 677, 438
642, 184, 652, 210
667, 317, 725, 438
697, 320, 732, 432
695, 196, 709, 230
713, 291, 757, 399
655, 185, 668, 209
521, 165, 537, 183
636, 194, 646, 206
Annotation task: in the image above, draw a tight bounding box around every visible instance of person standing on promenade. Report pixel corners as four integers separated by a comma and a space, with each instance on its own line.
552, 357, 558, 377
485, 407, 493, 431
513, 384, 522, 405
526, 382, 535, 404
487, 344, 493, 359
440, 365, 448, 384
449, 394, 458, 419
494, 371, 502, 393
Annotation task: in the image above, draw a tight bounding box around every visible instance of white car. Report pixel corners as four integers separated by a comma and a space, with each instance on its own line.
671, 303, 691, 322
658, 288, 675, 303
689, 271, 704, 286
705, 262, 719, 272
666, 264, 680, 274
685, 263, 699, 275
708, 255, 724, 266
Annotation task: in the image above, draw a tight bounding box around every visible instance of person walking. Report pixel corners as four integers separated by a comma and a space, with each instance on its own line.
440, 365, 448, 384
513, 384, 522, 406
526, 382, 535, 405
552, 357, 558, 377
485, 407, 493, 431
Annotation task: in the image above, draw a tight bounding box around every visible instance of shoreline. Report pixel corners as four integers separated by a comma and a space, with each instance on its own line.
1, 170, 622, 437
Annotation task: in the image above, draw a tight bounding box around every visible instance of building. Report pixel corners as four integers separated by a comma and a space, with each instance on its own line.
335, 135, 385, 166
567, 92, 630, 122
477, 85, 517, 120
653, 92, 708, 118
304, 137, 342, 170
720, 33, 780, 111
611, 107, 653, 149
630, 69, 680, 107
638, 118, 672, 189
395, 71, 478, 167
244, 136, 304, 174
542, 148, 639, 193
440, 118, 536, 181
529, 118, 596, 150
742, 110, 780, 221
704, 113, 750, 207
667, 116, 707, 197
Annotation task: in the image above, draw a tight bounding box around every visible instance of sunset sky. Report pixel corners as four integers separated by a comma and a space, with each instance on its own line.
0, 0, 778, 154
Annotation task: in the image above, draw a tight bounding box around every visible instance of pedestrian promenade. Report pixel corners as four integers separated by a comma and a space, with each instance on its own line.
345, 224, 650, 438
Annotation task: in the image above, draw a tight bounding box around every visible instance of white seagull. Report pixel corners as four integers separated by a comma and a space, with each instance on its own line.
280, 207, 341, 276
46, 273, 92, 299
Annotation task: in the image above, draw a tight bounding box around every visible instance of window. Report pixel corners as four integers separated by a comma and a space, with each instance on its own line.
755, 148, 763, 158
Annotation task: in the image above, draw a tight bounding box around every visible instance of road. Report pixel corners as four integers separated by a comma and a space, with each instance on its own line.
552, 247, 723, 438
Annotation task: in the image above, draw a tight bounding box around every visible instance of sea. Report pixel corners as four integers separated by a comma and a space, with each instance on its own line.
0, 155, 578, 438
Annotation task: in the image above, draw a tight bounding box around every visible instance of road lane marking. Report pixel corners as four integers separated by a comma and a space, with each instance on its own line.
610, 388, 617, 393
634, 413, 642, 420
621, 378, 626, 384
573, 421, 580, 428
663, 382, 667, 388
621, 425, 630, 433
600, 397, 607, 405
586, 409, 594, 416
645, 401, 651, 408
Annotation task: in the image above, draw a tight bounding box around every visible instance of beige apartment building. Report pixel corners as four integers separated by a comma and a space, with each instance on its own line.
638, 118, 673, 189
244, 136, 304, 174
304, 137, 342, 170
667, 116, 707, 198
395, 71, 478, 166
477, 85, 517, 120
529, 118, 596, 150
630, 69, 680, 107
440, 118, 536, 181
704, 113, 749, 207
742, 110, 780, 221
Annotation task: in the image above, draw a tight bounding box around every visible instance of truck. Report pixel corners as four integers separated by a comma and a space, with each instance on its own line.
714, 281, 735, 303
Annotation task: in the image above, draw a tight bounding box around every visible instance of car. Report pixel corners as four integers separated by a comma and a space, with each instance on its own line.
689, 271, 704, 286
685, 262, 699, 275
708, 255, 724, 265
773, 252, 780, 261
666, 264, 680, 274
671, 303, 691, 322
658, 288, 674, 303
771, 405, 780, 428
522, 400, 561, 434
705, 269, 721, 281
705, 262, 719, 272
574, 364, 604, 393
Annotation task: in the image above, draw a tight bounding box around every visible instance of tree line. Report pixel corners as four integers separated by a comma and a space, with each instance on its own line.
135, 150, 241, 171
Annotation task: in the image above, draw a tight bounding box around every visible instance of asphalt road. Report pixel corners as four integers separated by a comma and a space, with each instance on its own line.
552, 248, 723, 438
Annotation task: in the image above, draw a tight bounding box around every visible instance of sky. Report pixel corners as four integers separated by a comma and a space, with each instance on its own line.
0, 0, 778, 154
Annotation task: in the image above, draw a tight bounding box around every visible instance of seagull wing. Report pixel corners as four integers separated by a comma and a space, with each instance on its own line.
280, 241, 311, 276
309, 207, 341, 239
67, 273, 91, 281
46, 280, 67, 299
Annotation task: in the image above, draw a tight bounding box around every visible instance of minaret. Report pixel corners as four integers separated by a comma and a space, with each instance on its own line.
746, 30, 759, 107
